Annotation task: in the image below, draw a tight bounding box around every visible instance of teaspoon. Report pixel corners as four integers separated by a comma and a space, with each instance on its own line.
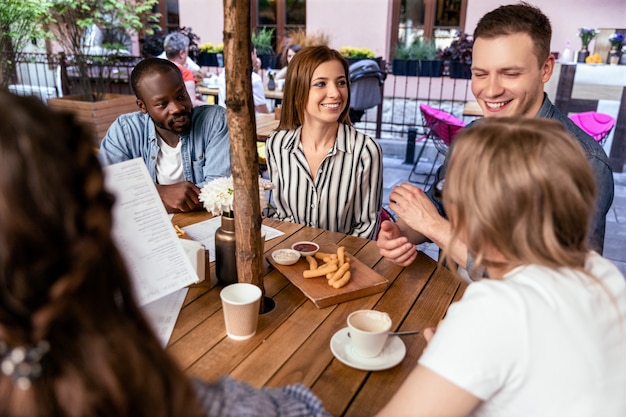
348, 330, 420, 338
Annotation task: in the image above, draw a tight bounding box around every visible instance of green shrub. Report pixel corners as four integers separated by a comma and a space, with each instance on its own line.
252, 27, 274, 54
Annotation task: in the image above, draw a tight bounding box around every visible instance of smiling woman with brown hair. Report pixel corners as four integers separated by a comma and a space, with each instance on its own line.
267, 45, 383, 239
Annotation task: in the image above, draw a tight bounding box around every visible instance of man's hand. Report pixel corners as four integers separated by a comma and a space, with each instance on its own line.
388, 183, 445, 237
388, 183, 469, 269
377, 220, 418, 266
156, 182, 202, 213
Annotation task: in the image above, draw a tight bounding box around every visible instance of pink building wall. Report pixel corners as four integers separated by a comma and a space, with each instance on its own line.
179, 0, 224, 47
465, 0, 626, 59
306, 0, 392, 60
180, 0, 626, 64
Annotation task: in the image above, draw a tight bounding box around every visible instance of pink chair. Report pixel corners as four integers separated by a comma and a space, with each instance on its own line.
409, 104, 465, 185
374, 207, 395, 240
569, 111, 615, 145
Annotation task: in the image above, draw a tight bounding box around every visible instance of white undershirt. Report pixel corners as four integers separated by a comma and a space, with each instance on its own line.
155, 134, 184, 185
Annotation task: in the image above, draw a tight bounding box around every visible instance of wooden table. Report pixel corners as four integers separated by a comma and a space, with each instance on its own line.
196, 85, 219, 98
255, 112, 280, 140
462, 100, 483, 117
169, 212, 466, 417
264, 88, 284, 100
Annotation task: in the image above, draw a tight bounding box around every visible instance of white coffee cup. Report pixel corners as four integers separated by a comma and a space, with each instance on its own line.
220, 283, 262, 340
347, 310, 392, 358
276, 79, 285, 91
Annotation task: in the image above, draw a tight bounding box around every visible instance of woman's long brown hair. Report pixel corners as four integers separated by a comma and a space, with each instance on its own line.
0, 92, 203, 417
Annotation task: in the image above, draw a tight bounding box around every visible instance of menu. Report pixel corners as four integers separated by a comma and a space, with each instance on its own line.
103, 158, 199, 306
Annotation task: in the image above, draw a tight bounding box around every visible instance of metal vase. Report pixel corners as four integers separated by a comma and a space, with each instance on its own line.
215, 216, 238, 285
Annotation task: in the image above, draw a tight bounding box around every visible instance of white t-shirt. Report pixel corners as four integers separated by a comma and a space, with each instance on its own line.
419, 252, 626, 417
157, 51, 200, 73
217, 71, 267, 109
155, 135, 184, 185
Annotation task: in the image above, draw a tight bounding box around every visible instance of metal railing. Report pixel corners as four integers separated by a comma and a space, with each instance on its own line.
3, 53, 475, 151
0, 51, 140, 102
350, 60, 473, 140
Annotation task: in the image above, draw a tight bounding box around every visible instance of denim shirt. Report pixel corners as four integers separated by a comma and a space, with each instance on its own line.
98, 105, 231, 187
427, 94, 614, 260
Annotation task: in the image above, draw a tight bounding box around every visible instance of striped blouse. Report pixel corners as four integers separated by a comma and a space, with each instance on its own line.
266, 124, 383, 239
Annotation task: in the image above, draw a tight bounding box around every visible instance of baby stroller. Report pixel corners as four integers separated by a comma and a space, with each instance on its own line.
348, 59, 386, 123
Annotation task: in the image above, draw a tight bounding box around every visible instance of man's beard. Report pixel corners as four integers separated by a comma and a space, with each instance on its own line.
153, 111, 192, 136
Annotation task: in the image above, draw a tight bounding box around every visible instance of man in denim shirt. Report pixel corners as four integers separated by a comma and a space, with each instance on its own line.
99, 58, 231, 213
378, 3, 614, 273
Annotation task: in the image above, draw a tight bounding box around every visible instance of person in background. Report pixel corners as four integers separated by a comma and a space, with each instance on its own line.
376, 118, 626, 417
217, 48, 269, 113
99, 58, 231, 213
0, 91, 332, 417
157, 35, 201, 73
275, 43, 302, 80
266, 45, 383, 239
377, 2, 614, 274
161, 32, 207, 107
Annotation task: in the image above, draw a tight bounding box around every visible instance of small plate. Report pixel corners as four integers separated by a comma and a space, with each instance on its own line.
330, 327, 406, 371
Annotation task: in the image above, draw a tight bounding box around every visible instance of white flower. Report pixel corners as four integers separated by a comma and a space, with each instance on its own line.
199, 176, 276, 216
199, 177, 234, 216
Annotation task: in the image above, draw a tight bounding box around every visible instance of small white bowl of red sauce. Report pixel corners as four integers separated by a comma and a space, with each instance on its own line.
291, 241, 320, 257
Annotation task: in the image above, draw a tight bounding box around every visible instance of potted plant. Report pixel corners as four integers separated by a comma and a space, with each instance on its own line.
0, 0, 51, 89
608, 32, 624, 65
282, 28, 329, 48
577, 27, 599, 63
198, 42, 224, 67
46, 0, 159, 144
253, 27, 276, 68
437, 32, 473, 79
339, 46, 377, 66
392, 43, 413, 76
413, 38, 441, 77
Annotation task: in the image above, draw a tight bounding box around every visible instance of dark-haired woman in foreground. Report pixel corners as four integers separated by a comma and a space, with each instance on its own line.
0, 91, 329, 417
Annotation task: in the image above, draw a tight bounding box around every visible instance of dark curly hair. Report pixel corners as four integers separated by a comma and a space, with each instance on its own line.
0, 92, 202, 417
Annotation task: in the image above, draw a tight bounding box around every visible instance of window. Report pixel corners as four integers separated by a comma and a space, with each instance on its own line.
393, 0, 467, 53
252, 0, 306, 54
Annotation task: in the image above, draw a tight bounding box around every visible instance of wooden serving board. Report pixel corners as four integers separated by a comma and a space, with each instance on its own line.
267, 245, 389, 308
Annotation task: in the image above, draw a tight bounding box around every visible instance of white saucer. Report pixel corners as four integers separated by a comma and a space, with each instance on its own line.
330, 327, 406, 371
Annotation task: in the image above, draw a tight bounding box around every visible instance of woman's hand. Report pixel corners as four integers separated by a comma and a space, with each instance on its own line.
376, 220, 418, 266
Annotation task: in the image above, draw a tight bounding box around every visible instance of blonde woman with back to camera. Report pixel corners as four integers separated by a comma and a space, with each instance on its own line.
376, 118, 626, 417
266, 45, 383, 239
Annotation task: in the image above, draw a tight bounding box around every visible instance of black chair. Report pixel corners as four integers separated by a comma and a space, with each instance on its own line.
348, 59, 386, 123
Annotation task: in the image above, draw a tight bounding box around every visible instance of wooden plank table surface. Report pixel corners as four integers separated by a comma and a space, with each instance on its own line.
255, 112, 280, 140
264, 88, 284, 100
196, 85, 219, 97
170, 211, 466, 416
462, 100, 483, 117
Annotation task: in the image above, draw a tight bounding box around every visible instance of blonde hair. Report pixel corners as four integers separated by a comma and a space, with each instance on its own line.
443, 117, 596, 277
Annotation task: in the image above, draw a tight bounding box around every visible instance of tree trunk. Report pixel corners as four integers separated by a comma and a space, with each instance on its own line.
223, 0, 266, 309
